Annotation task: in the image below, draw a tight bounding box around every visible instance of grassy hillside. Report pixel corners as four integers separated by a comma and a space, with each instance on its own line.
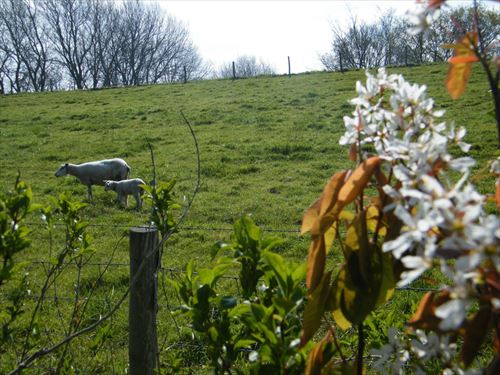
0, 63, 498, 372
1, 64, 497, 264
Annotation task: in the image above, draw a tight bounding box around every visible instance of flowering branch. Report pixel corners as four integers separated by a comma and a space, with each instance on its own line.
301, 65, 499, 373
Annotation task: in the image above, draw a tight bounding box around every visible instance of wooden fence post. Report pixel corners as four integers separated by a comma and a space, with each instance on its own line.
129, 226, 159, 375
288, 56, 291, 78
232, 61, 236, 80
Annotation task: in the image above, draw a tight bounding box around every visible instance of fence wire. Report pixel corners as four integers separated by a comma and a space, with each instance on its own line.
2, 233, 440, 374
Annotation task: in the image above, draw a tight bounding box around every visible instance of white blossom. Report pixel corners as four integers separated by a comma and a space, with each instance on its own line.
406, 2, 441, 36
491, 157, 500, 174
371, 327, 410, 374
435, 299, 470, 330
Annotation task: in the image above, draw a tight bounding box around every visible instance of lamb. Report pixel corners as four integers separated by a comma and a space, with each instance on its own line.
55, 158, 130, 200
104, 178, 146, 210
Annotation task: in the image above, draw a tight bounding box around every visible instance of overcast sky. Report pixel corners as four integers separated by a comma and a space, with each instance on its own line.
158, 0, 481, 74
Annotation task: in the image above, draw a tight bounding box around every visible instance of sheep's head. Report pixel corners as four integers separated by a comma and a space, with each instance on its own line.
55, 163, 68, 177
104, 180, 114, 191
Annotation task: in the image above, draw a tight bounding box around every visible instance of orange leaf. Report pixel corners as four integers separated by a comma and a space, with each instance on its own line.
301, 197, 322, 234
496, 178, 500, 211
445, 32, 479, 99
408, 291, 450, 331
305, 333, 333, 375
306, 236, 326, 291
428, 0, 446, 8
301, 271, 332, 346
301, 171, 347, 235
337, 156, 382, 207
446, 61, 473, 99
319, 171, 349, 216
449, 55, 480, 64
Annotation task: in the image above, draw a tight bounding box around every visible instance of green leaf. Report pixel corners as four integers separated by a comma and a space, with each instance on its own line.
234, 339, 257, 350
186, 259, 194, 281
250, 303, 271, 322
261, 236, 284, 252
328, 266, 352, 330
291, 262, 307, 285
229, 303, 251, 319
211, 240, 229, 259
375, 252, 396, 306
208, 326, 218, 343
255, 322, 278, 345
234, 215, 261, 248
262, 251, 288, 293
340, 245, 383, 325
198, 263, 231, 287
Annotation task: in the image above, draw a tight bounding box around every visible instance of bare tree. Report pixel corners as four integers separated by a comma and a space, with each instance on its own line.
217, 55, 275, 79
321, 12, 396, 72
42, 0, 96, 89
114, 1, 204, 86
0, 0, 26, 93
378, 10, 407, 66
0, 0, 204, 92
0, 14, 11, 93
320, 3, 498, 71
0, 0, 59, 93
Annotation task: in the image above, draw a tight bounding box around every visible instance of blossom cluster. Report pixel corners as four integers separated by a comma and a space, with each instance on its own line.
371, 328, 480, 375
406, 0, 442, 36
341, 68, 500, 330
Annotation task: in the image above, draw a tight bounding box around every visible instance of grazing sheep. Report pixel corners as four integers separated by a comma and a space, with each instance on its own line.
55, 158, 130, 200
104, 178, 146, 210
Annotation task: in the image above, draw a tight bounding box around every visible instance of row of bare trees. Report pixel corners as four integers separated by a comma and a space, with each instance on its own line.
215, 55, 276, 79
320, 5, 498, 71
0, 0, 206, 94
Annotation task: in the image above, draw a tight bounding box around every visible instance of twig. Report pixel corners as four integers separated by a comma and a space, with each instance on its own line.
10, 113, 202, 374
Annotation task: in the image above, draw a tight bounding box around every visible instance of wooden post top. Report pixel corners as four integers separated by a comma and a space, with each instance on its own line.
129, 226, 157, 234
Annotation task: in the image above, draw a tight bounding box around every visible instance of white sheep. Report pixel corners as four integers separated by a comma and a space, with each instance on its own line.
55, 158, 130, 200
104, 178, 146, 210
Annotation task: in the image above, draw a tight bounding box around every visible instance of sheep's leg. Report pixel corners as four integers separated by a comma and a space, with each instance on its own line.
134, 194, 142, 210
87, 185, 93, 201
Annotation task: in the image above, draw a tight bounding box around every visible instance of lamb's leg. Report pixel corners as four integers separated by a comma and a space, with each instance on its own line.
117, 192, 127, 207
87, 185, 93, 201
118, 193, 127, 207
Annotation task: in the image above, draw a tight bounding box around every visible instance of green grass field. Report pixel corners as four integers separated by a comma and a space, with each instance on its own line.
1, 63, 498, 372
